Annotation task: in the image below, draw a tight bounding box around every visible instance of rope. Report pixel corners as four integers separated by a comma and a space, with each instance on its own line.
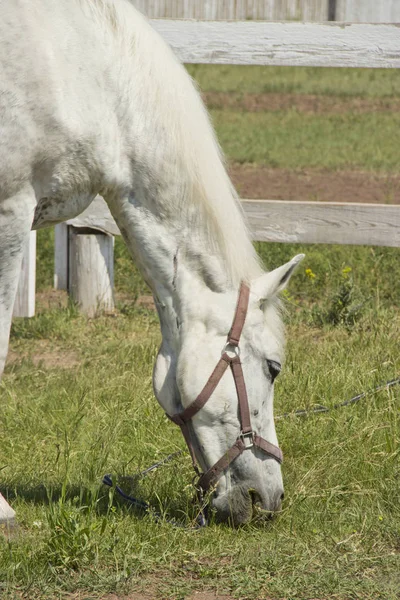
276, 377, 400, 420
102, 453, 206, 528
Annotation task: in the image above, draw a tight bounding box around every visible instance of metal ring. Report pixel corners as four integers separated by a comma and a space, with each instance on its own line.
221, 343, 240, 358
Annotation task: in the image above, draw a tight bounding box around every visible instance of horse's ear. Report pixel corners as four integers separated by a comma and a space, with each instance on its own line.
252, 254, 304, 300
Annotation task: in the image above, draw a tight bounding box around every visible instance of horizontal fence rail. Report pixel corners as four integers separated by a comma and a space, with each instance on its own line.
242, 200, 400, 247
62, 196, 400, 248
151, 20, 400, 68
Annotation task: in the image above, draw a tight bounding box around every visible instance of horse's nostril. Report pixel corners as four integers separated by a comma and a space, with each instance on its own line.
280, 492, 285, 501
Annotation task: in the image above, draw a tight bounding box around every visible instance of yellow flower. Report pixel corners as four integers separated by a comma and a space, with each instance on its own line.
305, 268, 316, 280
342, 266, 352, 278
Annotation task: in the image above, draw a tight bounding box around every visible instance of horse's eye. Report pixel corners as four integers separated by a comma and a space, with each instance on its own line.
267, 360, 281, 382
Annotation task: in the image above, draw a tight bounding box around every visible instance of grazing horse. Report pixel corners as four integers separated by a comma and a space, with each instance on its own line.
0, 0, 303, 525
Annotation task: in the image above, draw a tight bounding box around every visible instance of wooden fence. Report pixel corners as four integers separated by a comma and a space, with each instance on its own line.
132, 1, 400, 23
336, 0, 400, 23
132, 0, 330, 21
13, 19, 400, 317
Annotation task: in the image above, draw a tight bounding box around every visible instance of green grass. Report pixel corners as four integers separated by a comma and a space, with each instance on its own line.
1, 65, 400, 599
188, 65, 400, 98
2, 231, 400, 599
188, 65, 400, 171
211, 110, 400, 171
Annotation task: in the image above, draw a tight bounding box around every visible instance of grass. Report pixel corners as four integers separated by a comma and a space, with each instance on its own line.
1, 65, 400, 599
211, 110, 400, 171
2, 234, 399, 599
187, 65, 400, 98
188, 65, 400, 171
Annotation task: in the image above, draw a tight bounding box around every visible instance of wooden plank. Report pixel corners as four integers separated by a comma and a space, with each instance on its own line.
336, 0, 400, 23
151, 20, 400, 68
54, 223, 69, 290
133, 0, 330, 21
242, 200, 400, 247
66, 196, 400, 247
13, 231, 36, 318
134, 1, 400, 23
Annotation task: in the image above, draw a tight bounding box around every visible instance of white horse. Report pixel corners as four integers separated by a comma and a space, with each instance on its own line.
0, 0, 303, 525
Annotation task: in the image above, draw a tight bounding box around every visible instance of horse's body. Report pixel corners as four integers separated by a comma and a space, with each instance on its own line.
0, 0, 302, 524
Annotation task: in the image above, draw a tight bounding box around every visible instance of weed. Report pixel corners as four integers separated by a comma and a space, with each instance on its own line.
44, 487, 107, 570
311, 266, 370, 329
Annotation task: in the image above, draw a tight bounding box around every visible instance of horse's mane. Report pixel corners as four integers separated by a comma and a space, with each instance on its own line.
83, 0, 264, 287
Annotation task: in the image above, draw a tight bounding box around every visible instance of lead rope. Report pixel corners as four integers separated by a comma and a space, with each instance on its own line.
102, 377, 399, 528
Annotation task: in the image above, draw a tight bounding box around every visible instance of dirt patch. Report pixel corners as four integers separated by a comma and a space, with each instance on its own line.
205, 90, 400, 204
203, 91, 400, 115
136, 295, 156, 310
101, 595, 155, 600
7, 340, 80, 370
65, 588, 239, 600
188, 594, 237, 600
35, 289, 69, 311
229, 165, 400, 204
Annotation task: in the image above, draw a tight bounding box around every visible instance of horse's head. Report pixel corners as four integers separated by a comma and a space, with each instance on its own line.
153, 254, 303, 525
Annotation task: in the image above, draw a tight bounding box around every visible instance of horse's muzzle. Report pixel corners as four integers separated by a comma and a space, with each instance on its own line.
210, 484, 284, 526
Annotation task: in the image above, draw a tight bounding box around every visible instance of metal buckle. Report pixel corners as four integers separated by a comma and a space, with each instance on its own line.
240, 431, 254, 449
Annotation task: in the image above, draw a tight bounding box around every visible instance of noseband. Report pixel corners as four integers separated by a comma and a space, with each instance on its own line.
168, 283, 283, 495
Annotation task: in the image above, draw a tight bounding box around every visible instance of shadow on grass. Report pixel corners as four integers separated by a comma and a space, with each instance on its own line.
0, 481, 124, 515
0, 478, 199, 525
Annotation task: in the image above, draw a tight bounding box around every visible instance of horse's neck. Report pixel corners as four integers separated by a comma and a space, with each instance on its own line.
111, 192, 226, 346
112, 191, 227, 416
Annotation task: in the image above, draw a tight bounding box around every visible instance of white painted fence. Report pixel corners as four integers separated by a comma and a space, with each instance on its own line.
152, 20, 400, 68
336, 0, 400, 23
13, 19, 400, 317
132, 1, 400, 23
133, 0, 331, 21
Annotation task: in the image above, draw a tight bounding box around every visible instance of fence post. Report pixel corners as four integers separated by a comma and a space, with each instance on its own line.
13, 231, 36, 318
68, 227, 114, 317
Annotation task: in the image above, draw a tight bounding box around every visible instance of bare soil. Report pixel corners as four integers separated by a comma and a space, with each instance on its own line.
99, 591, 247, 600
6, 339, 80, 370
229, 164, 400, 204
203, 91, 400, 115
65, 587, 240, 600
36, 289, 69, 311
203, 90, 400, 205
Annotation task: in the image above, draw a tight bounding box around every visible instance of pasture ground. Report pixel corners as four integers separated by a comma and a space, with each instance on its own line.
1, 66, 400, 599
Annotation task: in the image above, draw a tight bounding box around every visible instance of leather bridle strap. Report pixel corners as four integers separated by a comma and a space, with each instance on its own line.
167, 282, 283, 494
168, 354, 231, 472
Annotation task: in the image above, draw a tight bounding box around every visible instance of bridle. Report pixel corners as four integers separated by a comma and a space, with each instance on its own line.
167, 282, 283, 496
